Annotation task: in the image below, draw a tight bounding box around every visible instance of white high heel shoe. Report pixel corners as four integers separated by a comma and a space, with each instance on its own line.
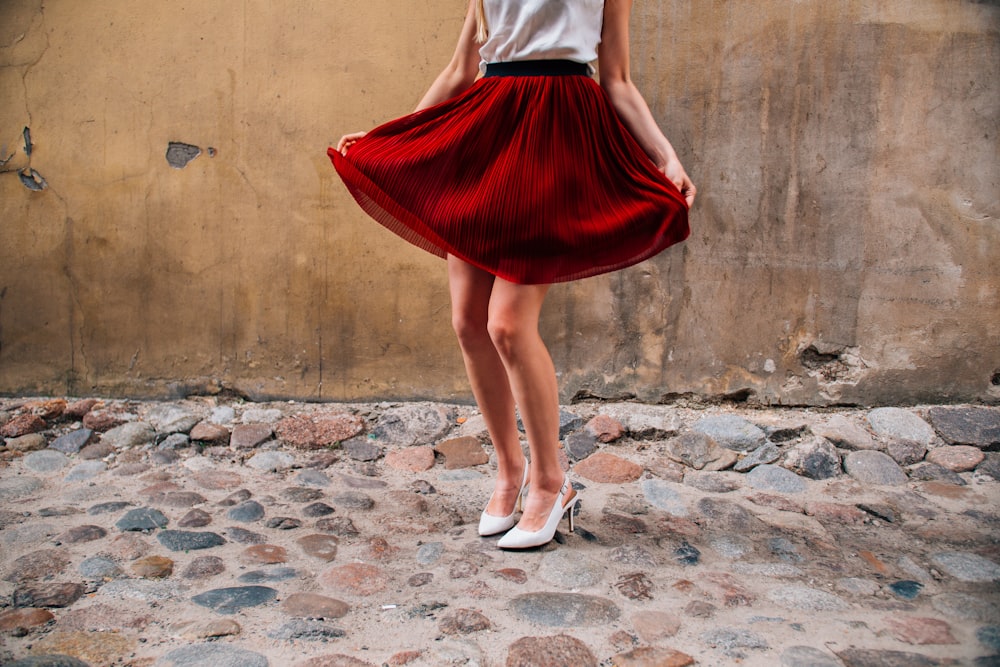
478, 458, 529, 537
496, 477, 578, 549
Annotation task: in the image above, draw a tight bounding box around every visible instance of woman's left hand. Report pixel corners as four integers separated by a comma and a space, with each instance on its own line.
663, 158, 696, 208
336, 131, 367, 156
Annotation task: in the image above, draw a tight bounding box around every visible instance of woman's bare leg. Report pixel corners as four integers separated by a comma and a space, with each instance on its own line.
447, 256, 526, 517
486, 277, 565, 533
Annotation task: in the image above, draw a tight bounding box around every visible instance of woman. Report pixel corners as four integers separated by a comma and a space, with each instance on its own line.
331, 0, 695, 549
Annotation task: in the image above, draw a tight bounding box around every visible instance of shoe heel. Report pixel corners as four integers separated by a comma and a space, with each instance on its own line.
567, 506, 575, 533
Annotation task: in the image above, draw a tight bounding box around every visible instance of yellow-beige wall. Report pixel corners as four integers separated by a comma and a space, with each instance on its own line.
1, 1, 998, 406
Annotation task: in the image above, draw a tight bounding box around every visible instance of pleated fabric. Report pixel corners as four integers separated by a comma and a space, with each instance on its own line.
328, 71, 689, 285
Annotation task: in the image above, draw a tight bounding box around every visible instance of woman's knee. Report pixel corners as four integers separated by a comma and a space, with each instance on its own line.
486, 314, 526, 357
452, 308, 490, 348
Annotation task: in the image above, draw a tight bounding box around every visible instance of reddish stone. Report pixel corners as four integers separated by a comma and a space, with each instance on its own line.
746, 493, 804, 513
495, 568, 528, 584
82, 410, 127, 432
586, 414, 625, 443
295, 655, 378, 667
611, 647, 695, 667
277, 414, 365, 449
65, 398, 99, 418
25, 630, 135, 666
434, 436, 489, 469
884, 616, 958, 645
858, 550, 892, 576
57, 525, 107, 543
631, 610, 682, 642
131, 556, 174, 578
320, 563, 390, 596
387, 650, 423, 666
926, 445, 985, 472
439, 608, 491, 634
139, 481, 182, 497
29, 399, 67, 420
616, 573, 654, 600
190, 470, 243, 490
385, 490, 429, 514
385, 446, 436, 472
0, 607, 54, 633
7, 433, 47, 452
242, 544, 288, 564
700, 572, 755, 607
919, 481, 971, 499
647, 458, 687, 483
655, 516, 702, 538
79, 440, 115, 459
507, 635, 598, 667
363, 537, 399, 561
13, 582, 86, 608
56, 603, 152, 631
108, 533, 151, 561
805, 502, 867, 524
4, 549, 71, 584
281, 592, 349, 619
190, 422, 231, 443
2, 414, 46, 438
230, 424, 274, 449
297, 534, 340, 562
574, 452, 644, 483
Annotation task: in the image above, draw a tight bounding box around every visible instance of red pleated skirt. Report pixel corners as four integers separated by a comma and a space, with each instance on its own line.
328, 69, 689, 285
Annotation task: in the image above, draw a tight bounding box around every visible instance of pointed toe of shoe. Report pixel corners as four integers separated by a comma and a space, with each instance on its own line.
478, 511, 517, 537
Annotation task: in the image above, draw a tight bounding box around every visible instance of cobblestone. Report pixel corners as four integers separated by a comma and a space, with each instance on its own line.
0, 397, 997, 665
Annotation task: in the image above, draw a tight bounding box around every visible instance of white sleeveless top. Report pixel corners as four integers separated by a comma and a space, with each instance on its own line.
479, 0, 605, 73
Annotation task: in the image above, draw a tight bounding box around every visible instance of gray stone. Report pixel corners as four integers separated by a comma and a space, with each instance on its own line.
608, 545, 659, 567
930, 551, 1000, 582
246, 451, 294, 472
191, 586, 277, 614
836, 648, 942, 667
599, 403, 682, 439
5, 657, 92, 667
240, 408, 283, 424
0, 476, 44, 500
836, 577, 880, 596
209, 406, 236, 424
301, 502, 335, 518
295, 469, 331, 487
700, 627, 769, 652
692, 414, 767, 451
226, 500, 265, 522
768, 585, 849, 611
50, 428, 93, 453
342, 437, 383, 461
98, 578, 185, 602
640, 478, 688, 516
370, 404, 453, 446
101, 421, 156, 449
928, 406, 1000, 449
886, 439, 927, 465
146, 405, 201, 434
781, 436, 843, 479
697, 498, 763, 532
509, 592, 621, 627
781, 646, 845, 667
867, 408, 936, 446
538, 550, 604, 589
416, 542, 444, 565
931, 593, 1000, 622
438, 469, 485, 481
155, 643, 269, 667
238, 567, 299, 583
908, 462, 966, 485
506, 635, 598, 667
664, 431, 731, 469
844, 450, 907, 486
730, 564, 804, 581
23, 449, 69, 472
746, 464, 808, 493
267, 619, 345, 640
734, 441, 782, 472
333, 491, 375, 510
977, 626, 1000, 652
79, 556, 123, 580
116, 507, 169, 532
157, 530, 226, 551
710, 536, 752, 560
814, 414, 879, 450
158, 433, 190, 450
685, 470, 743, 492
564, 431, 598, 461
65, 461, 107, 482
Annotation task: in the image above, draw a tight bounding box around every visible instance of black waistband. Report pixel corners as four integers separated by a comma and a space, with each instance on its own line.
484, 60, 590, 77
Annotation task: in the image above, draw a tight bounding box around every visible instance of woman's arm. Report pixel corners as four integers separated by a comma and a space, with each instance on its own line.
338, 0, 482, 154
598, 0, 695, 206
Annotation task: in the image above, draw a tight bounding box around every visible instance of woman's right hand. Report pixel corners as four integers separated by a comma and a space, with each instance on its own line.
336, 131, 367, 155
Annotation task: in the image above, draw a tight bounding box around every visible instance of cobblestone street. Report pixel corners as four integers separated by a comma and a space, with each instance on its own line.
1, 397, 998, 666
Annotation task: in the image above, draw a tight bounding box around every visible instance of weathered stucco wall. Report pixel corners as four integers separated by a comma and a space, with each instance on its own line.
1, 1, 998, 406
